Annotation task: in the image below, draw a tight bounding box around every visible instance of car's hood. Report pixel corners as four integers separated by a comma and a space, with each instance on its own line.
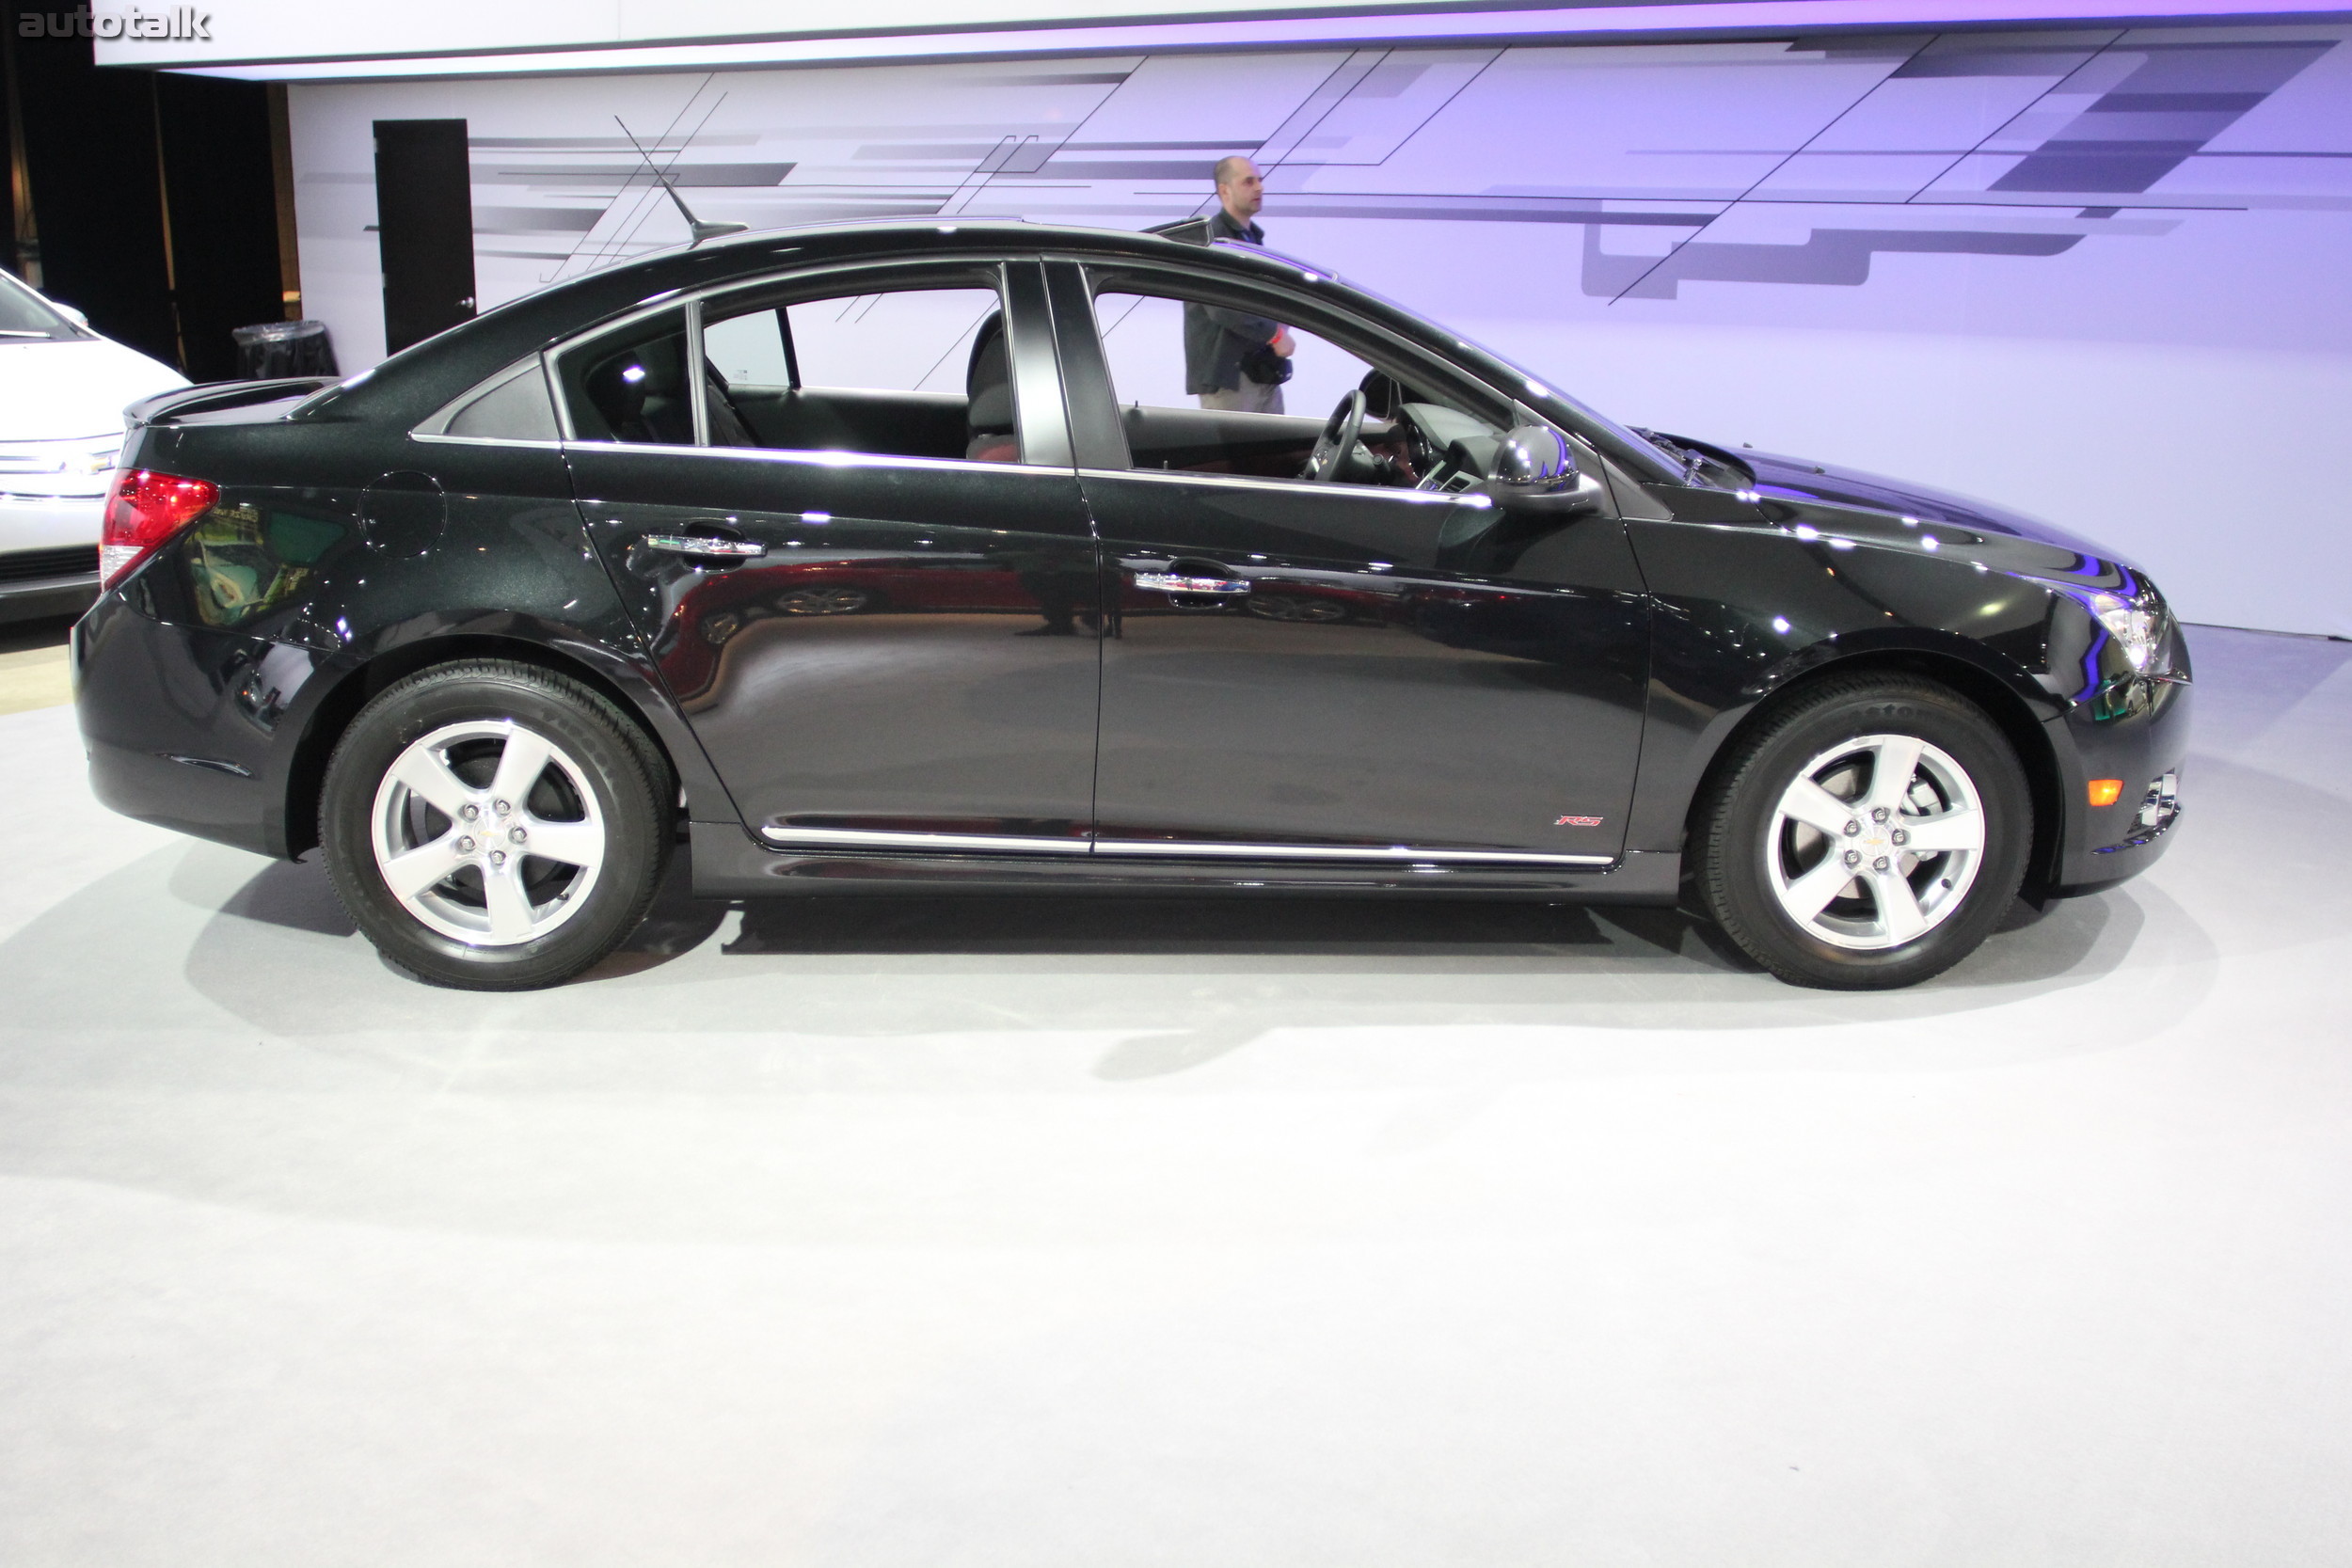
1735, 446, 2134, 579
0, 337, 188, 440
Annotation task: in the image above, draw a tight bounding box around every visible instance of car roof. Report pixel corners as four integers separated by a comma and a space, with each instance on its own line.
294, 217, 1682, 483
301, 219, 1341, 420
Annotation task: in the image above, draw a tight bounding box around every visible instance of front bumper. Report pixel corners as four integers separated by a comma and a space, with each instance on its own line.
2047, 670, 2192, 895
0, 493, 104, 625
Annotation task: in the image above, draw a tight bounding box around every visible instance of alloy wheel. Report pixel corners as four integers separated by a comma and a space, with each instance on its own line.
1764, 732, 1987, 951
369, 719, 607, 946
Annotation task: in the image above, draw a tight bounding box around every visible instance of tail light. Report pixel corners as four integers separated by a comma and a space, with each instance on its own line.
100, 469, 218, 591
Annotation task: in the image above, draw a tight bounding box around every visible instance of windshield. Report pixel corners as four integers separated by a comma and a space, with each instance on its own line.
0, 271, 80, 341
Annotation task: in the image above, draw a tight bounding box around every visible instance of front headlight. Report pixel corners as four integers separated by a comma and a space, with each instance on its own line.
2088, 581, 2169, 673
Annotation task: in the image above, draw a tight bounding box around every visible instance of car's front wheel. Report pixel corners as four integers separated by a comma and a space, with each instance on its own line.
320, 659, 670, 990
1693, 674, 2032, 989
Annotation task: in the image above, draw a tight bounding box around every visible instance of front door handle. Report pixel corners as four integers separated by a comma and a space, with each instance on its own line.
644, 533, 767, 561
1132, 568, 1249, 595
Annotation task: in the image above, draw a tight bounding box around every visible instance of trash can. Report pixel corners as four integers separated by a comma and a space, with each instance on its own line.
231, 319, 340, 380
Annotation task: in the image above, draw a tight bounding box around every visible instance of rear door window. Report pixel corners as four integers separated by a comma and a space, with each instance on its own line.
701, 282, 1021, 463
556, 309, 693, 445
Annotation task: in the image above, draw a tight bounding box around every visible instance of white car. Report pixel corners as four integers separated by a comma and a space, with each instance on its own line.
0, 269, 188, 625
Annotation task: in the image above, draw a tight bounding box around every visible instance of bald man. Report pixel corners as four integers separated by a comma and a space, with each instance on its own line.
1184, 155, 1295, 414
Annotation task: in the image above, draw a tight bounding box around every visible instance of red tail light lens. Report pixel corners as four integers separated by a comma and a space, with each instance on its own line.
100, 469, 218, 591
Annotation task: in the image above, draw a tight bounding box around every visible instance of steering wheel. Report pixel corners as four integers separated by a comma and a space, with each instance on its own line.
1304, 388, 1367, 484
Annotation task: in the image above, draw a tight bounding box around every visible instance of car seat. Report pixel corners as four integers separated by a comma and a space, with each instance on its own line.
582, 333, 692, 444
965, 312, 1020, 463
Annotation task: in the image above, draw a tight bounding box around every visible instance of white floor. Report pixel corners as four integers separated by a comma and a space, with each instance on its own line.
2, 625, 2347, 1566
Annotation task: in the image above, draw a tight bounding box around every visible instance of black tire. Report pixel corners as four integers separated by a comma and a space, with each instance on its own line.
320, 659, 671, 990
1693, 673, 2032, 990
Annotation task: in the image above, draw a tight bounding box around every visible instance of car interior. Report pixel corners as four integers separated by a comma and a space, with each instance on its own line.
1087, 284, 1518, 493
562, 287, 1020, 465
550, 277, 1549, 505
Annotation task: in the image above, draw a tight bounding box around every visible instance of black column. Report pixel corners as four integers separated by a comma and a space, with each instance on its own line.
373, 118, 475, 356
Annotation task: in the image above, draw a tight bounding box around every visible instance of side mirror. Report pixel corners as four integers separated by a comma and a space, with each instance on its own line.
1494, 423, 1579, 494
54, 303, 88, 328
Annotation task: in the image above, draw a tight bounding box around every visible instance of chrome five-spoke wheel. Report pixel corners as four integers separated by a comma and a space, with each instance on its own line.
1765, 733, 1986, 950
323, 659, 669, 990
1695, 675, 2032, 990
371, 720, 607, 946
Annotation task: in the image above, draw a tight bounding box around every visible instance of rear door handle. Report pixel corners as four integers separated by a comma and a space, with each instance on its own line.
644, 533, 767, 560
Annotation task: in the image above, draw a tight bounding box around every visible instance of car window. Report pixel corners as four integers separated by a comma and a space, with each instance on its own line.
781, 288, 1000, 395
0, 272, 78, 341
1095, 291, 1375, 424
438, 360, 560, 441
1091, 283, 1509, 492
557, 309, 693, 446
702, 284, 1022, 463
702, 307, 792, 387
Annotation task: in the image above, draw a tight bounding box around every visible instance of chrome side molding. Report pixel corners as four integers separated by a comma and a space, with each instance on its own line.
761, 826, 1092, 854
759, 824, 1613, 868
1095, 839, 1612, 866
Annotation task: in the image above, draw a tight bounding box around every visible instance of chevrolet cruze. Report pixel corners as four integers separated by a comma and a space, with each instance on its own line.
71, 221, 2190, 990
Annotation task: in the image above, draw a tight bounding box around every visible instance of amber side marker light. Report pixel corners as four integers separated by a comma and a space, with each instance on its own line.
2088, 779, 2126, 808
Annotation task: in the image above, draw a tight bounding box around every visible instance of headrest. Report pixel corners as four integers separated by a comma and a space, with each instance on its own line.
966, 311, 1013, 434
584, 356, 648, 432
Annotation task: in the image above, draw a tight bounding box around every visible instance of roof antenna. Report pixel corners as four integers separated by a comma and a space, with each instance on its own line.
616, 116, 748, 245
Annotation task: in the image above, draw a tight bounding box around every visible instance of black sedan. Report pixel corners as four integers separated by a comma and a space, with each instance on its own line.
72, 221, 2190, 990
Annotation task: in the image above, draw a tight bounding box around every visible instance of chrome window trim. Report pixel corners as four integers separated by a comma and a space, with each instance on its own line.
569, 438, 1071, 479
762, 827, 1093, 855
548, 346, 579, 442
410, 434, 566, 451
759, 824, 1611, 868
1078, 466, 1467, 504
685, 298, 711, 447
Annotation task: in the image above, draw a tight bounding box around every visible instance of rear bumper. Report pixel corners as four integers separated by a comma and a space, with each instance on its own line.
73, 592, 316, 859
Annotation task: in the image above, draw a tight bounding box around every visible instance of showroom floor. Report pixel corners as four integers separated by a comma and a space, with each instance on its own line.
2, 624, 2346, 1565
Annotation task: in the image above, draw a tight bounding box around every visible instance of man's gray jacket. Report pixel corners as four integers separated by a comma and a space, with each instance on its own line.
1183, 210, 1281, 395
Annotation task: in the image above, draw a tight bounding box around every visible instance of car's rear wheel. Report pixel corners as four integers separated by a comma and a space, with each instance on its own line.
1693, 674, 2031, 989
321, 659, 670, 990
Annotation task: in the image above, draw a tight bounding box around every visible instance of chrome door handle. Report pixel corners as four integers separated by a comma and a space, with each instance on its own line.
1134, 570, 1249, 594
643, 533, 767, 560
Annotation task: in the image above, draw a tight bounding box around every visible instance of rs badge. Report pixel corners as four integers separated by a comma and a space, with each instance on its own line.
1554, 815, 1604, 828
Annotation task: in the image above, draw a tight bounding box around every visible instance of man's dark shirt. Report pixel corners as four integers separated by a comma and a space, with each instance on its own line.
1183, 208, 1282, 395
